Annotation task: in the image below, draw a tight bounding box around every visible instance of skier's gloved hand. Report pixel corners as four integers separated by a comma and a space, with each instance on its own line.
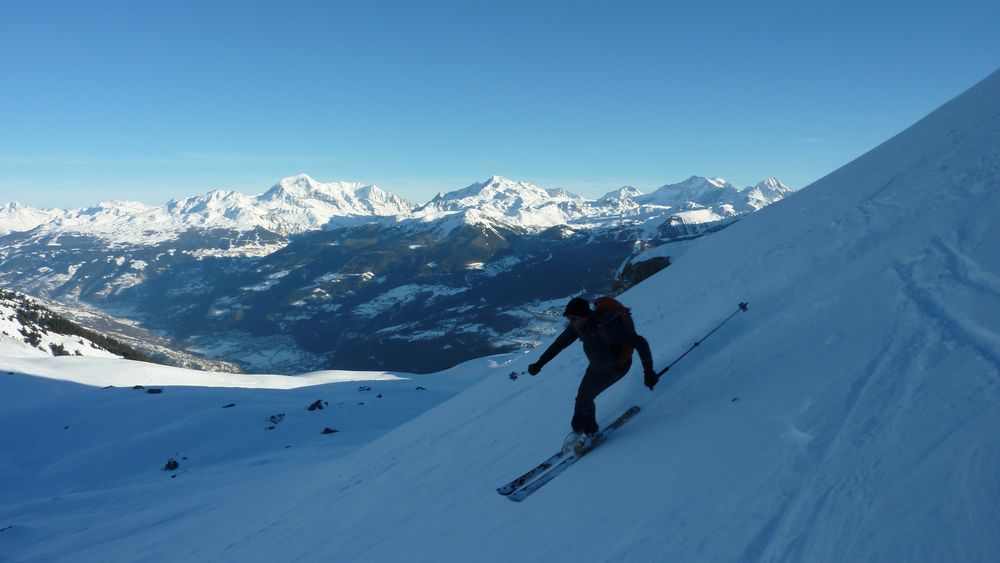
644, 368, 659, 390
527, 363, 542, 376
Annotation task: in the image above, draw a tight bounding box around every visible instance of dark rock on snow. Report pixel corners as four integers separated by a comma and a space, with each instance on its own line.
613, 256, 670, 293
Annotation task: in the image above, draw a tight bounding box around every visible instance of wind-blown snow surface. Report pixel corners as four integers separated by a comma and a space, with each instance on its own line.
3, 70, 1000, 561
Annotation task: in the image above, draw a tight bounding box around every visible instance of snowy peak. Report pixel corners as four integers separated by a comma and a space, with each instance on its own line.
261, 174, 413, 225
425, 176, 566, 207
164, 190, 264, 231
599, 185, 644, 202
0, 202, 60, 235
673, 175, 737, 192
411, 176, 590, 230
262, 173, 363, 201
742, 177, 794, 210
692, 175, 733, 189
632, 175, 797, 214
167, 190, 254, 215
754, 177, 789, 192
78, 200, 156, 218
277, 172, 325, 191
637, 175, 739, 208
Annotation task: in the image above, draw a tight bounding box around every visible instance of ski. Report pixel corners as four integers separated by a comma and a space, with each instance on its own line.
496, 450, 567, 496
505, 405, 640, 502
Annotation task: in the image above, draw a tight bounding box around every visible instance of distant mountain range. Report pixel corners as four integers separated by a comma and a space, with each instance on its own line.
2, 174, 791, 240
0, 174, 793, 373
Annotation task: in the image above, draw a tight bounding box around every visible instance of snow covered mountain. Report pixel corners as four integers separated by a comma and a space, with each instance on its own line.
636, 175, 793, 213
743, 177, 795, 210
0, 202, 62, 236
1, 174, 414, 245
410, 175, 592, 231
2, 173, 785, 243
254, 173, 414, 231
408, 174, 789, 233
637, 175, 738, 207
1, 69, 997, 561
0, 172, 790, 373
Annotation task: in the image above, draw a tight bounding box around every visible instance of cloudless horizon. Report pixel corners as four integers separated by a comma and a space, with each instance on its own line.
1, 0, 998, 209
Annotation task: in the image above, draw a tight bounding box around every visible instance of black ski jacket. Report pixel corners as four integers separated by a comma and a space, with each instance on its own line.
536, 311, 654, 373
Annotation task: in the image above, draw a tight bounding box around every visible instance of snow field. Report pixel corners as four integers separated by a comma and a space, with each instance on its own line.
0, 353, 513, 559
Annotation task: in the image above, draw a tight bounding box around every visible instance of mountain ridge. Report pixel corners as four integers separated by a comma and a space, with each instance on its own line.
1, 173, 792, 240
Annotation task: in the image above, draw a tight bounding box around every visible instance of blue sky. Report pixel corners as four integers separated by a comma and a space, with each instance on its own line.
1, 0, 998, 208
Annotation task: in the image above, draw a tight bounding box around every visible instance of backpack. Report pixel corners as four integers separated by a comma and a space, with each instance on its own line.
593, 296, 634, 365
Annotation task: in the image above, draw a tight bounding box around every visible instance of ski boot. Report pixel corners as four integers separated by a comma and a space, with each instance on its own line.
562, 431, 598, 454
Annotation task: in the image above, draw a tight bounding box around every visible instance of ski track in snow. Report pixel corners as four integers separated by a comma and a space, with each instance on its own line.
903, 238, 1000, 371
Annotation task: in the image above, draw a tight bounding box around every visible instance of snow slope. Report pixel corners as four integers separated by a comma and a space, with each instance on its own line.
0, 351, 512, 556
2, 69, 999, 561
1, 294, 118, 360
0, 289, 144, 360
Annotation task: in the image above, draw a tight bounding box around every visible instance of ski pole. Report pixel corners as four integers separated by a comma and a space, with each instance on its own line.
656, 302, 748, 378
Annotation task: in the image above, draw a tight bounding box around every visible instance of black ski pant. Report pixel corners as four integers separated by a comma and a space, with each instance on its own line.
572, 361, 630, 434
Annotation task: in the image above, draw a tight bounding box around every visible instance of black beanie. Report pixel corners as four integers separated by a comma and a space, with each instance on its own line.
563, 297, 590, 317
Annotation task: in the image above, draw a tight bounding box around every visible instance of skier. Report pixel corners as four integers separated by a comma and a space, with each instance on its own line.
527, 296, 657, 453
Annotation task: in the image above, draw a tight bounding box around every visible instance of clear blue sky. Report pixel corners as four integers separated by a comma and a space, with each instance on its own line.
1, 0, 997, 208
